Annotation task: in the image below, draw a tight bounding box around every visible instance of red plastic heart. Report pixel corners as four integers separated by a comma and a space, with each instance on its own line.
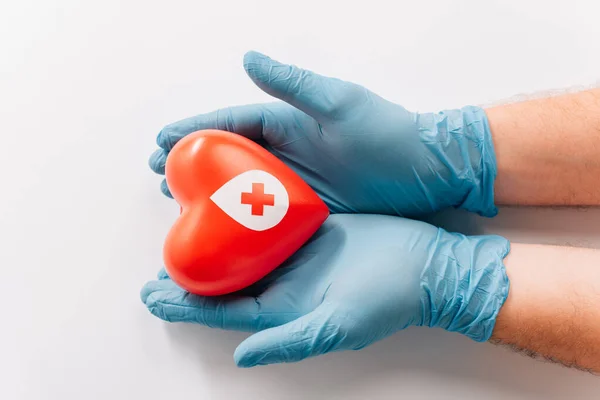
163, 129, 329, 296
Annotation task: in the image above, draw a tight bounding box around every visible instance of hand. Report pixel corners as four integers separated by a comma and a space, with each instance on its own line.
141, 214, 509, 367
149, 51, 499, 218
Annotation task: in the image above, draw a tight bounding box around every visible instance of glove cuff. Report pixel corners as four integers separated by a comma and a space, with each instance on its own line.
455, 105, 499, 217
419, 230, 511, 342
415, 105, 499, 217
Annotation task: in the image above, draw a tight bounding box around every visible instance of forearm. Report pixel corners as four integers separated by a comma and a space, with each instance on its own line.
486, 88, 600, 206
491, 243, 600, 372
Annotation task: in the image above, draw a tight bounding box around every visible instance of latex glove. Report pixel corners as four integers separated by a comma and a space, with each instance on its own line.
149, 51, 498, 218
141, 214, 509, 367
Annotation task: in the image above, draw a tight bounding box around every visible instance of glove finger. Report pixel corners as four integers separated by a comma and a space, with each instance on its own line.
243, 51, 356, 122
156, 104, 267, 151
234, 304, 345, 367
140, 279, 298, 331
151, 104, 272, 197
149, 149, 167, 175
157, 268, 170, 280
160, 178, 173, 198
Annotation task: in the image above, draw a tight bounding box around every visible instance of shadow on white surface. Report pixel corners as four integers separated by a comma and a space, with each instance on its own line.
426, 206, 600, 248
159, 320, 596, 400
138, 206, 600, 400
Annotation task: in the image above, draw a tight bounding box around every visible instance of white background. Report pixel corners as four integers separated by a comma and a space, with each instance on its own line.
2, 0, 600, 399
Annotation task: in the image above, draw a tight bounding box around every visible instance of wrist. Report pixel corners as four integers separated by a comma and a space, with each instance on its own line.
418, 229, 511, 341
416, 106, 499, 217
456, 106, 499, 217
487, 88, 600, 206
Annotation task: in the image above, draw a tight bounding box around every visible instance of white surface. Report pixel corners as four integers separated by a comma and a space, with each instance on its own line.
2, 0, 600, 399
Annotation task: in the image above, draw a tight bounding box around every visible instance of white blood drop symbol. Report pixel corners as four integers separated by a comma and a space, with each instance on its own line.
209, 170, 289, 231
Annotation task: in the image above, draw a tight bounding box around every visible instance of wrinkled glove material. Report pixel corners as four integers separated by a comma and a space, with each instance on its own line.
141, 214, 509, 367
149, 51, 498, 218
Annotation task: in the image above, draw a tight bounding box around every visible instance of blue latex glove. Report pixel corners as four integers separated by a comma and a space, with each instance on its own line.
149, 51, 498, 218
141, 214, 510, 367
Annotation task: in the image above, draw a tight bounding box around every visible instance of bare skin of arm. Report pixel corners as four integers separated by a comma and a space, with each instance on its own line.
483, 89, 600, 371
491, 243, 600, 373
486, 88, 600, 206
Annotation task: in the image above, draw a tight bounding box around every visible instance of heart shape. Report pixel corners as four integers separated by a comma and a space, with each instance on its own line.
163, 129, 329, 296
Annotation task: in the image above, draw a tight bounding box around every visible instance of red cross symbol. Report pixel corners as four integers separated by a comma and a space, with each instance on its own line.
241, 182, 275, 216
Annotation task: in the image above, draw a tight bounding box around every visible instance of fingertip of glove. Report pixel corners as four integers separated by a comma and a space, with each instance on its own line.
157, 268, 170, 280
156, 128, 167, 149
156, 127, 173, 149
140, 282, 158, 304
140, 288, 173, 323
148, 149, 167, 174
161, 179, 173, 198
233, 344, 256, 368
140, 279, 174, 305
243, 51, 277, 81
243, 50, 269, 66
145, 293, 170, 321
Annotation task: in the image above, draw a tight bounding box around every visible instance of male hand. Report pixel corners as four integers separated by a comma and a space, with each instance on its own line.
149, 51, 498, 217
141, 214, 509, 367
